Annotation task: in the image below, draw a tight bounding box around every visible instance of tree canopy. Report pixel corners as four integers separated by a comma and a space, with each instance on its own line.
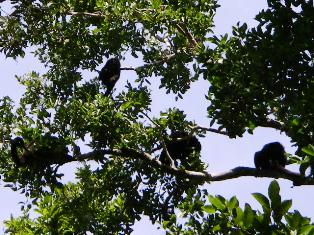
0, 0, 313, 234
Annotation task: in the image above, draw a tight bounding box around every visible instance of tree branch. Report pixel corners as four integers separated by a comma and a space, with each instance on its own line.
72, 148, 210, 180
258, 118, 287, 132
191, 125, 229, 136
121, 67, 137, 71
120, 53, 176, 72
70, 148, 314, 186
210, 166, 309, 185
68, 11, 105, 18
174, 22, 198, 48
190, 119, 286, 137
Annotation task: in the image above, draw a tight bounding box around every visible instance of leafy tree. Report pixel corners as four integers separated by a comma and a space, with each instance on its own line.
164, 181, 314, 234
0, 0, 313, 233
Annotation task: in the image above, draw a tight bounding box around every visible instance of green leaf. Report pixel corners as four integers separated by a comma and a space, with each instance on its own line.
268, 180, 281, 209
301, 145, 314, 157
242, 203, 255, 228
207, 195, 226, 211
299, 225, 314, 235
252, 193, 270, 213
228, 196, 239, 210
202, 205, 216, 214
234, 207, 244, 226
285, 210, 311, 229
281, 200, 292, 215
151, 0, 162, 8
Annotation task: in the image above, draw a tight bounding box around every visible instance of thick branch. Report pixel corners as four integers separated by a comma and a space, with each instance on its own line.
258, 118, 287, 132
70, 148, 314, 186
210, 166, 310, 185
72, 148, 210, 180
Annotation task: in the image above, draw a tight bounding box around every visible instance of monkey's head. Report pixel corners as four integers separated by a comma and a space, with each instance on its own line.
105, 58, 121, 71
10, 137, 26, 167
262, 142, 285, 156
255, 141, 287, 169
11, 137, 25, 148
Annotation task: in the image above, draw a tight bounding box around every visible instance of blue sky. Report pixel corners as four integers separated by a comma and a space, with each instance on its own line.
1, 0, 313, 234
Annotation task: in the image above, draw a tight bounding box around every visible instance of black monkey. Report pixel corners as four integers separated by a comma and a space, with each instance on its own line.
159, 131, 201, 165
254, 142, 287, 170
98, 58, 121, 96
10, 137, 25, 167
10, 136, 71, 168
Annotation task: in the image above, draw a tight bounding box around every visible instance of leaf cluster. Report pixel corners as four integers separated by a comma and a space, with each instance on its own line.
164, 181, 314, 234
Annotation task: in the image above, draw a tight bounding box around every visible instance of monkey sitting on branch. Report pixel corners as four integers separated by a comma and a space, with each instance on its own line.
254, 142, 287, 170
159, 131, 202, 167
98, 58, 121, 96
10, 135, 72, 168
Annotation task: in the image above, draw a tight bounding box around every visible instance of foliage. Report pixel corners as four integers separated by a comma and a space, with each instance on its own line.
0, 0, 313, 233
7, 180, 314, 234
202, 0, 314, 140
164, 180, 314, 234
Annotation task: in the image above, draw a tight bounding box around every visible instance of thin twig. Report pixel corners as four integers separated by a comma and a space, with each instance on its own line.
139, 111, 175, 166
121, 67, 137, 71
68, 11, 104, 18
120, 53, 175, 72
175, 22, 198, 48
190, 125, 229, 136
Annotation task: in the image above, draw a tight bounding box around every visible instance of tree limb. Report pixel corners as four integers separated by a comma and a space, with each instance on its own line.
258, 118, 287, 132
120, 54, 176, 72
190, 125, 229, 136
70, 148, 314, 186
68, 11, 105, 18
210, 166, 309, 186
72, 148, 210, 180
174, 22, 198, 48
